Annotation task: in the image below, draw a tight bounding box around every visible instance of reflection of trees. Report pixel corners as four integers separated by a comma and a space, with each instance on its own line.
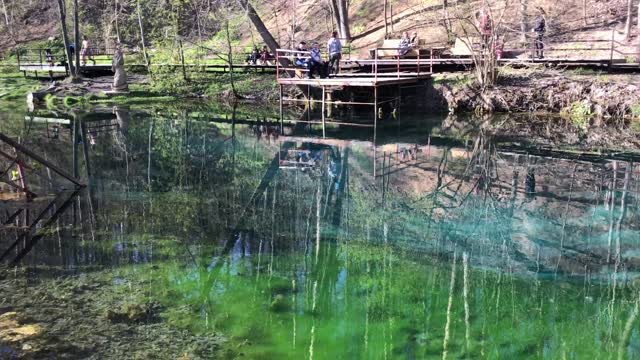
342, 131, 640, 278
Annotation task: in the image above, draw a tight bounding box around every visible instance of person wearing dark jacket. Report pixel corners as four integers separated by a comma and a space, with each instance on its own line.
533, 8, 546, 59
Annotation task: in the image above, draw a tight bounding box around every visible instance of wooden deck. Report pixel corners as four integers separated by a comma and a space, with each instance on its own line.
277, 73, 431, 87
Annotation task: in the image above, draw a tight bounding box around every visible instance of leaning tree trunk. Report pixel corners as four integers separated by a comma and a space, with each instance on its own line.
336, 0, 350, 40
237, 0, 280, 57
329, 0, 340, 34
55, 0, 76, 78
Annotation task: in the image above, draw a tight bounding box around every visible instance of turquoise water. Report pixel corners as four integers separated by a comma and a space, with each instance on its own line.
1, 100, 640, 359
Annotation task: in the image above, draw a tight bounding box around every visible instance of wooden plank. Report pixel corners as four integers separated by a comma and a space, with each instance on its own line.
277, 74, 430, 87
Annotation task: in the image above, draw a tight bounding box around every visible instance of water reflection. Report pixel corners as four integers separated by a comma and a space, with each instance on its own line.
2, 104, 640, 359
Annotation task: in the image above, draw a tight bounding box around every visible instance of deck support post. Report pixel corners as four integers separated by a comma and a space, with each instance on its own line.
322, 86, 326, 138
72, 118, 79, 180
279, 84, 283, 127
373, 85, 378, 177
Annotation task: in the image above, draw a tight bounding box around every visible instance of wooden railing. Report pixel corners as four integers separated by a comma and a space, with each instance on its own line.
16, 47, 118, 69
276, 46, 435, 81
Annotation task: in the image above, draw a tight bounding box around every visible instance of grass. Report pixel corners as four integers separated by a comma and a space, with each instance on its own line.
432, 74, 473, 89
149, 68, 277, 100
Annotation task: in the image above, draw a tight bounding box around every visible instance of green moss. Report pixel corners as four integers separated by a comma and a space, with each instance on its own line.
560, 101, 591, 129
63, 95, 82, 107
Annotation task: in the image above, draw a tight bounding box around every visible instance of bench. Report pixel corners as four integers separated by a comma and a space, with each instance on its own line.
368, 39, 432, 59
448, 37, 482, 57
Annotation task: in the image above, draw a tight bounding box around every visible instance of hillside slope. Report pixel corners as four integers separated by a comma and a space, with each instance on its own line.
251, 0, 635, 57
0, 0, 636, 59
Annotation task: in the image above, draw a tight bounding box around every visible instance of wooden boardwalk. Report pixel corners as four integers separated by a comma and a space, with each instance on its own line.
276, 73, 431, 87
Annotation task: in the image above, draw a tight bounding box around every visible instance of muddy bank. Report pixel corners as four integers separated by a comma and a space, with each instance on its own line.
430, 70, 640, 120
0, 267, 235, 360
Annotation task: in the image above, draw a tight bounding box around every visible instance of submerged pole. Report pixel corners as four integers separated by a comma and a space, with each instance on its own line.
322, 86, 326, 138
279, 84, 284, 131
373, 86, 378, 177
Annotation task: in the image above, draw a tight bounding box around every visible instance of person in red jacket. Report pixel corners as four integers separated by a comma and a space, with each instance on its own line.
478, 9, 492, 48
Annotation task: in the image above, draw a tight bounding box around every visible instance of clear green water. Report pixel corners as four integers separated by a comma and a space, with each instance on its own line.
1, 83, 640, 359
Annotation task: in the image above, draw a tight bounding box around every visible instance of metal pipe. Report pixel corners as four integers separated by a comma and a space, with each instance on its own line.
321, 86, 326, 138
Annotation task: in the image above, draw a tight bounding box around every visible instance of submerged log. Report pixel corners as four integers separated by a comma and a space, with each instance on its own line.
26, 88, 56, 111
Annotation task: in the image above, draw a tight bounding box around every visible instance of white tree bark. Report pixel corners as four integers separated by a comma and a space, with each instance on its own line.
520, 0, 528, 43
137, 0, 149, 68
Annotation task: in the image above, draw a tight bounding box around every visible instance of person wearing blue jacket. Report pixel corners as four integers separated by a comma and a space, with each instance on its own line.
327, 31, 342, 75
307, 42, 323, 79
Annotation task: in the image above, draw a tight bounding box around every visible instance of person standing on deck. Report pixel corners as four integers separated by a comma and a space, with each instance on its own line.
532, 8, 547, 59
479, 9, 492, 49
327, 32, 342, 75
80, 36, 95, 66
307, 42, 323, 79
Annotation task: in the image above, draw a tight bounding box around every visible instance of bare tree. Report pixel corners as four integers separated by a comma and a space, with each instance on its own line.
443, 0, 452, 40
520, 0, 528, 43
328, 0, 350, 40
136, 0, 150, 68
453, 1, 510, 90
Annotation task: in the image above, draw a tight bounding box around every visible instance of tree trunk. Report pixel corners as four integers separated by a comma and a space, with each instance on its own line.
329, 0, 340, 34
1, 0, 11, 37
56, 0, 76, 78
637, 2, 640, 42
336, 0, 350, 40
224, 19, 239, 99
583, 0, 588, 26
114, 0, 121, 43
384, 0, 388, 39
74, 0, 80, 72
443, 0, 452, 39
237, 0, 280, 57
520, 0, 528, 43
137, 0, 149, 68
625, 0, 633, 41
